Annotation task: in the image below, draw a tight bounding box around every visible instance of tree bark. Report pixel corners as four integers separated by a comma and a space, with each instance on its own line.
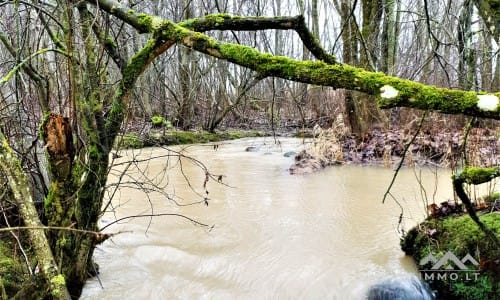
0, 131, 70, 299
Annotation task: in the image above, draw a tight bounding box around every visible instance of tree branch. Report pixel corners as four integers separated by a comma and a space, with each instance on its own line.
452, 166, 500, 246
178, 14, 337, 64
86, 0, 500, 120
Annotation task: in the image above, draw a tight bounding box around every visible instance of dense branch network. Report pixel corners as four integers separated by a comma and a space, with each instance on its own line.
87, 0, 499, 123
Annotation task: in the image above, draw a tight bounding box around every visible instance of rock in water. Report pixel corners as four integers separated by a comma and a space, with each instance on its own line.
289, 150, 324, 174
283, 151, 297, 157
245, 146, 259, 152
367, 276, 434, 300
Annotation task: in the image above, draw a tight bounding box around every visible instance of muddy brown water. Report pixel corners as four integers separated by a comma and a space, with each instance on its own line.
81, 137, 457, 299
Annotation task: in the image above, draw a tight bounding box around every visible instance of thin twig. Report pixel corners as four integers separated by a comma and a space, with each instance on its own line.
100, 213, 212, 231
383, 111, 428, 204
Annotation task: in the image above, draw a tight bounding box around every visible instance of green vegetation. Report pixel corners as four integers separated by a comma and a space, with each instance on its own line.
401, 213, 500, 299
151, 115, 173, 128
115, 129, 266, 149
117, 132, 144, 149
0, 239, 27, 297
145, 130, 265, 146
483, 192, 500, 206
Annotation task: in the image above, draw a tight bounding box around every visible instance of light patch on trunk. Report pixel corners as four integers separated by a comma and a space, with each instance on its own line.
477, 95, 499, 111
380, 85, 399, 99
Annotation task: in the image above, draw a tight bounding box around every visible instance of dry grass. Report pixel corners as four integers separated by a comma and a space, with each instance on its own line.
309, 113, 346, 165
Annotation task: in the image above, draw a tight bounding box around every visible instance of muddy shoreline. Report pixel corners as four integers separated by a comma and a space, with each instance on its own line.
289, 127, 498, 174
120, 119, 498, 174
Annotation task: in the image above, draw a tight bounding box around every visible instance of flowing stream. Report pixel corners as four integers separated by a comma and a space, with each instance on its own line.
81, 137, 456, 299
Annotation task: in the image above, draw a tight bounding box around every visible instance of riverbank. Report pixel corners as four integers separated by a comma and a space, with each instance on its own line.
118, 123, 498, 165
116, 124, 498, 176
401, 211, 500, 299
289, 126, 498, 174
115, 128, 268, 149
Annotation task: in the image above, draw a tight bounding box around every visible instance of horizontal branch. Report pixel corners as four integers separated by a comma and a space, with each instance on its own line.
87, 0, 500, 120
164, 24, 500, 119
453, 166, 500, 185
178, 14, 337, 64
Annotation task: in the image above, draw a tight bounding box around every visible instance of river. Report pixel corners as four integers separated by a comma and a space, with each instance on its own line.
81, 137, 456, 299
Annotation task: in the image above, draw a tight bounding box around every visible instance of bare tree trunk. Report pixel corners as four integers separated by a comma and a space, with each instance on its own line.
458, 0, 474, 90
340, 0, 363, 136
177, 0, 195, 129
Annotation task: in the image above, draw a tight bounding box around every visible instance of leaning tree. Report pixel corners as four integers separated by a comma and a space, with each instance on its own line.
0, 0, 498, 298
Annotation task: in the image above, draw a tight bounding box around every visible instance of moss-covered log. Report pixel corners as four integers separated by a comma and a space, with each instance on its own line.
178, 14, 336, 64
88, 0, 499, 120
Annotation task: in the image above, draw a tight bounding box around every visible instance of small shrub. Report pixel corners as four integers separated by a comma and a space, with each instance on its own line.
151, 115, 172, 128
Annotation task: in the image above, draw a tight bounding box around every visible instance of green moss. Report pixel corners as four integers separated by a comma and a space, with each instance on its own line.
143, 130, 266, 146
151, 115, 172, 128
482, 192, 500, 206
455, 166, 500, 185
401, 213, 500, 299
123, 38, 156, 87
136, 13, 153, 28
45, 183, 61, 222
136, 13, 164, 30
50, 274, 66, 298
0, 239, 27, 296
116, 132, 144, 149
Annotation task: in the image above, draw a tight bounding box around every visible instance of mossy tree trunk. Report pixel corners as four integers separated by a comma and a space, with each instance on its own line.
0, 130, 70, 299
339, 0, 362, 136
452, 166, 500, 247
